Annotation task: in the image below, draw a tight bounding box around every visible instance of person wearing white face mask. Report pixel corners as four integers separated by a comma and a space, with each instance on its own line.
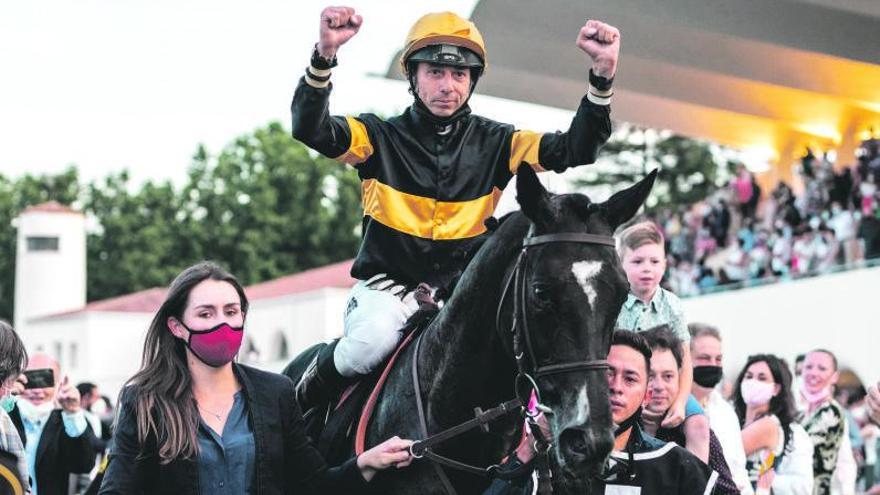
733, 354, 814, 495
799, 349, 847, 495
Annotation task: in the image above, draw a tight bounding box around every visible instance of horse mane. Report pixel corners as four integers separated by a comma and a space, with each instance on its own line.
483, 210, 519, 233
443, 211, 531, 310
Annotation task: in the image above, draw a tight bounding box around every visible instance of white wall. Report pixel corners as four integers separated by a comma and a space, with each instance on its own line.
26, 312, 151, 397
25, 313, 89, 379
243, 287, 350, 372
83, 312, 153, 396
14, 210, 86, 338
682, 265, 880, 385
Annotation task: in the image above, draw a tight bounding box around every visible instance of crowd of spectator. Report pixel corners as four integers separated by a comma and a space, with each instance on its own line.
652, 136, 880, 297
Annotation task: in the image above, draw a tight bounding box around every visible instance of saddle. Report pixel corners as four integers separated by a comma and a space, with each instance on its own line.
301, 305, 439, 460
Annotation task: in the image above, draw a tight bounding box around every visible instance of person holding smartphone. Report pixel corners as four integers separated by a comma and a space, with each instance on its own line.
7, 352, 97, 495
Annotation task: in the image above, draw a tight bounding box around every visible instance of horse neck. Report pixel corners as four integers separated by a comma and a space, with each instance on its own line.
419, 215, 530, 423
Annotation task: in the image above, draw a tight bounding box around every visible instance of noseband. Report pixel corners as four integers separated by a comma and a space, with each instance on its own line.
408, 230, 617, 495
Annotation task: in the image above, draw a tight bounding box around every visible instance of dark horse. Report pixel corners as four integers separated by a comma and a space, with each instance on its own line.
286, 164, 656, 494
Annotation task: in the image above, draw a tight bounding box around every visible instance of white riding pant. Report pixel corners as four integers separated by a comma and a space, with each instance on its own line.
333, 275, 420, 377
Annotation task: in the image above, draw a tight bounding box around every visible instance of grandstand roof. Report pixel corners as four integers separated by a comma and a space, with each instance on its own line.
387, 0, 880, 181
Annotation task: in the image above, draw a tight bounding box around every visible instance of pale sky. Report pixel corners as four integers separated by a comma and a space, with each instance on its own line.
0, 0, 577, 194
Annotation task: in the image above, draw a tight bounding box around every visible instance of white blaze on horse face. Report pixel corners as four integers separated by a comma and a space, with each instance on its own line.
571, 260, 603, 307
574, 384, 590, 425
556, 384, 591, 451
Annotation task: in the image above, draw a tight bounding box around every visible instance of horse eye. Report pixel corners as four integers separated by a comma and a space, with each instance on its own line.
532, 284, 552, 303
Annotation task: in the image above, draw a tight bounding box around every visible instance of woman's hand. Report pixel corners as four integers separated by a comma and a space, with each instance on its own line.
515, 414, 552, 463
356, 436, 414, 482
755, 467, 776, 495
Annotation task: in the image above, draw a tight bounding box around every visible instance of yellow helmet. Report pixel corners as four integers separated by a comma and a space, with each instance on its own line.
399, 12, 487, 76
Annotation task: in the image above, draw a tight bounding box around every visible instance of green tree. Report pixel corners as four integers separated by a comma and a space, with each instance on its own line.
574, 125, 735, 211
180, 122, 362, 285
84, 171, 187, 302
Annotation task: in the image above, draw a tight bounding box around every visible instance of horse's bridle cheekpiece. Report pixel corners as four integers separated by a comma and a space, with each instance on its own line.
514, 232, 615, 387
408, 230, 615, 495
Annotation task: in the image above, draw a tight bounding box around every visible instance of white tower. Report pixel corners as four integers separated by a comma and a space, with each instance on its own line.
14, 201, 86, 338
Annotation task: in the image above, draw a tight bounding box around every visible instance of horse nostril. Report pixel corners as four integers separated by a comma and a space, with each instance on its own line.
559, 428, 592, 460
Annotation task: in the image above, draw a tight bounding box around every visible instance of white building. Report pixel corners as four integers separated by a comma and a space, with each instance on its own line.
14, 201, 86, 337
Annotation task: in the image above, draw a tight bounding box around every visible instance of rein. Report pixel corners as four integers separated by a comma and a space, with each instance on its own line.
408, 231, 615, 495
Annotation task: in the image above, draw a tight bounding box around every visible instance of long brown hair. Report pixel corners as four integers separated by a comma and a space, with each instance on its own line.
122, 261, 249, 464
732, 354, 798, 456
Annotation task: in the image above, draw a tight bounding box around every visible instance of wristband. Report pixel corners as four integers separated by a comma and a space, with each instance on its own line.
311, 43, 338, 70
587, 69, 613, 105
589, 68, 613, 90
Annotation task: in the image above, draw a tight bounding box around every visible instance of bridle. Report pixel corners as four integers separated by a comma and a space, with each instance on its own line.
408, 230, 616, 495
502, 232, 616, 407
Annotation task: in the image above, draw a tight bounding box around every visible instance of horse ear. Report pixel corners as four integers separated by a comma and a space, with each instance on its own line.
599, 169, 658, 230
516, 163, 553, 225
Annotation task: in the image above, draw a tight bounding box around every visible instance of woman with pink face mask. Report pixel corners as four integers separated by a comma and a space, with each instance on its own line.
99, 262, 413, 494
798, 349, 847, 495
733, 354, 814, 495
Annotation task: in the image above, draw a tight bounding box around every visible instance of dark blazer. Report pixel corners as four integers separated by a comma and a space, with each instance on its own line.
99, 364, 369, 495
9, 405, 98, 495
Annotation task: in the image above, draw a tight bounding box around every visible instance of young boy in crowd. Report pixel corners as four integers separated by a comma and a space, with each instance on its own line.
615, 222, 709, 454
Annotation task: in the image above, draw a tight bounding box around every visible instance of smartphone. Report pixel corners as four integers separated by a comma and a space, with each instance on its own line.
23, 369, 54, 389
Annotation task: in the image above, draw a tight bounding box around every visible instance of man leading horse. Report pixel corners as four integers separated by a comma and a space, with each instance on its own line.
290, 6, 621, 411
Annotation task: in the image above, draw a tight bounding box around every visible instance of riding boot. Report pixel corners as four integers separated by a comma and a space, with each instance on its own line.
295, 340, 349, 412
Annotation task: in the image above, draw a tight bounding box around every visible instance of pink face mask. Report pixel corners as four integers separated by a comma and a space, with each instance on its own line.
740, 379, 777, 406
182, 322, 244, 367
800, 381, 832, 405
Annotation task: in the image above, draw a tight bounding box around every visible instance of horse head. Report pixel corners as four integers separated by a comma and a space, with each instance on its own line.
513, 163, 656, 492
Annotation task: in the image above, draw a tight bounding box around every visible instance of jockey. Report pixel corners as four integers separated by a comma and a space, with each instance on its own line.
290, 6, 621, 410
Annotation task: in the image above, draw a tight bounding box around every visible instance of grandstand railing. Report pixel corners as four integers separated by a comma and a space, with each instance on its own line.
683, 257, 880, 298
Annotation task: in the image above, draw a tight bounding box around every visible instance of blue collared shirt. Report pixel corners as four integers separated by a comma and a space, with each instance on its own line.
197, 391, 255, 495
615, 287, 690, 342
21, 407, 87, 494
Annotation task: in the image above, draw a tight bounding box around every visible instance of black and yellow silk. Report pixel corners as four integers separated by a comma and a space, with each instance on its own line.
291, 79, 612, 289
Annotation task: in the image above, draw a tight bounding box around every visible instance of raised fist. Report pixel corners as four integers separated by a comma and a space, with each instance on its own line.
576, 20, 620, 79
318, 6, 362, 59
